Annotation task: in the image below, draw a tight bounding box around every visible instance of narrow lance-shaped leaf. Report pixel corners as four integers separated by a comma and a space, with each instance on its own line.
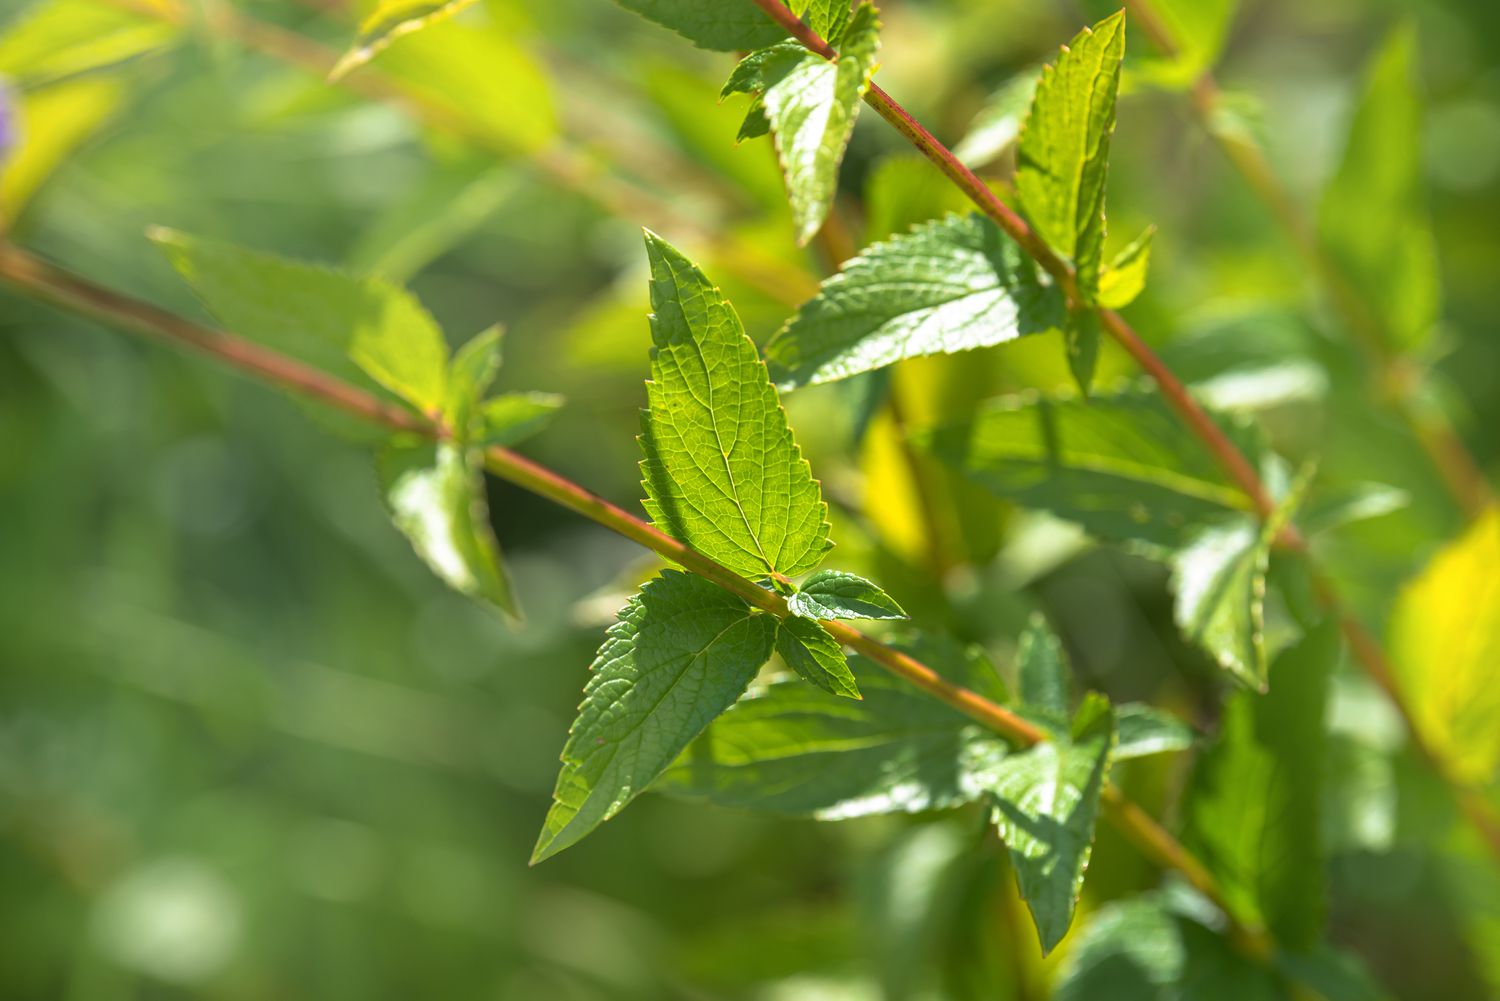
765, 213, 1066, 390
786, 569, 906, 621
1184, 622, 1339, 949
533, 571, 776, 862
1390, 507, 1500, 785
915, 386, 1257, 551
150, 227, 450, 413
657, 637, 1011, 818
1171, 463, 1312, 691
1017, 612, 1070, 725
1319, 27, 1439, 353
953, 69, 1041, 167
638, 231, 832, 579
328, 0, 478, 82
723, 2, 881, 244
1016, 11, 1126, 300
986, 693, 1116, 953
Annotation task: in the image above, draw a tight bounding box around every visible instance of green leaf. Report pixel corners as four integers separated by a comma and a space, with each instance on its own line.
638, 231, 832, 579
1052, 895, 1182, 1001
658, 638, 1011, 818
443, 325, 502, 438
776, 615, 859, 699
953, 69, 1041, 167
1114, 704, 1195, 760
478, 392, 564, 447
0, 0, 175, 85
150, 228, 450, 414
861, 154, 975, 244
915, 387, 1255, 550
377, 438, 517, 614
985, 693, 1116, 953
786, 570, 906, 621
533, 570, 776, 862
800, 0, 850, 44
611, 0, 789, 51
1390, 507, 1500, 784
765, 214, 1066, 390
1017, 613, 1070, 722
1319, 27, 1440, 353
1016, 11, 1126, 299
328, 0, 478, 82
1170, 464, 1311, 690
723, 3, 881, 244
1098, 226, 1155, 310
1184, 622, 1339, 949
1063, 306, 1100, 395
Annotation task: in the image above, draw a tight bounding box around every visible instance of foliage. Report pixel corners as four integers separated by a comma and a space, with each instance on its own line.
0, 0, 1496, 998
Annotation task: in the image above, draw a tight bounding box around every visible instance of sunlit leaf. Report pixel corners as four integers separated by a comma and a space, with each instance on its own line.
1098, 226, 1154, 310
639, 231, 832, 579
787, 570, 906, 622
329, 0, 479, 82
0, 0, 175, 85
533, 571, 776, 862
776, 615, 860, 699
765, 213, 1065, 389
610, 0, 789, 52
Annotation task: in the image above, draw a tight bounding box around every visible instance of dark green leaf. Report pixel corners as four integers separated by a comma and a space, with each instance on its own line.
639, 232, 832, 579
1017, 612, 1070, 722
1114, 704, 1195, 760
765, 213, 1066, 390
1184, 621, 1339, 948
916, 387, 1255, 550
986, 693, 1115, 953
776, 615, 860, 699
658, 638, 1011, 818
786, 569, 906, 621
533, 571, 776, 862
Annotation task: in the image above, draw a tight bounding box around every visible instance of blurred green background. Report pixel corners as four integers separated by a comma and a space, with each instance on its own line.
2, 0, 1499, 997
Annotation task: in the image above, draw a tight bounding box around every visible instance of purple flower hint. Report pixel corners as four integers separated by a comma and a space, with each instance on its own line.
0, 78, 15, 165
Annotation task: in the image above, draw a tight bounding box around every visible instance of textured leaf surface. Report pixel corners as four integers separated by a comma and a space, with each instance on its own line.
533, 571, 776, 862
1390, 507, 1500, 784
800, 0, 850, 44
329, 0, 477, 81
1171, 465, 1310, 690
658, 639, 1010, 818
151, 228, 449, 413
776, 615, 859, 699
611, 0, 789, 51
1017, 613, 1070, 724
1319, 28, 1439, 353
378, 440, 516, 614
986, 694, 1115, 953
1184, 623, 1338, 949
786, 570, 906, 621
723, 4, 880, 244
916, 388, 1253, 550
765, 214, 1066, 389
639, 232, 832, 579
1016, 12, 1126, 297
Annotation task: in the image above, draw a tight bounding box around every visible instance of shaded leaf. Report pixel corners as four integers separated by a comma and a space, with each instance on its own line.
658, 639, 1011, 818
1184, 622, 1339, 948
329, 0, 478, 82
776, 615, 860, 699
1114, 703, 1195, 760
986, 693, 1116, 953
1016, 12, 1126, 298
1390, 507, 1500, 784
1064, 305, 1100, 395
766, 213, 1066, 389
478, 392, 564, 447
723, 3, 880, 243
533, 571, 776, 862
1171, 464, 1311, 690
151, 228, 450, 413
639, 231, 832, 580
916, 387, 1255, 550
786, 569, 906, 621
953, 69, 1041, 167
378, 439, 516, 614
1017, 612, 1070, 722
